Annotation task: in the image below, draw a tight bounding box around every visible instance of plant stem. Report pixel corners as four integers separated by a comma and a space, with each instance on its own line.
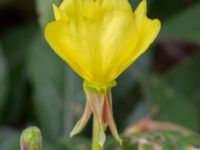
92, 117, 102, 150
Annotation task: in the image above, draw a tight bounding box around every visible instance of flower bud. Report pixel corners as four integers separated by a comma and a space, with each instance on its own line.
20, 127, 42, 150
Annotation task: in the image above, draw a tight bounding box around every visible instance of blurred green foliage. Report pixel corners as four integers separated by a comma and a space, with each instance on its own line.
0, 0, 200, 150
122, 130, 200, 150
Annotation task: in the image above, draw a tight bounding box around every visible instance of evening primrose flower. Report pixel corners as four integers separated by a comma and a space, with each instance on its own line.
45, 0, 161, 147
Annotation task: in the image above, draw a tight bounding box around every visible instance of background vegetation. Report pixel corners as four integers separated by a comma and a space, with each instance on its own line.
0, 0, 200, 149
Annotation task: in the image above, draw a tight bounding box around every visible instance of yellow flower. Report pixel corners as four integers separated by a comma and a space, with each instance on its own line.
45, 0, 161, 147
45, 0, 160, 88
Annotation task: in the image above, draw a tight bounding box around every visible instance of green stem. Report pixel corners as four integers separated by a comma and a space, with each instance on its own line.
92, 117, 102, 150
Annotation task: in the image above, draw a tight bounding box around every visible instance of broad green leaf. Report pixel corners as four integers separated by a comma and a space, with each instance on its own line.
27, 30, 64, 140
0, 128, 20, 150
43, 141, 58, 150
62, 67, 85, 136
27, 30, 85, 141
114, 52, 152, 99
142, 76, 199, 131
123, 130, 200, 150
0, 44, 8, 122
159, 3, 200, 43
36, 0, 61, 29
125, 101, 149, 127
113, 52, 152, 129
148, 0, 192, 20
1, 23, 38, 124
164, 52, 200, 102
129, 0, 198, 20
59, 136, 90, 150
105, 130, 200, 150
163, 52, 200, 130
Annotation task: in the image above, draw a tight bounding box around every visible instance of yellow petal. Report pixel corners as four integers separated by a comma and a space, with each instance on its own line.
118, 19, 161, 75
135, 18, 161, 57
53, 4, 69, 22
100, 0, 132, 12
60, 0, 81, 17
110, 0, 161, 78
60, 0, 132, 18
53, 4, 61, 20
46, 6, 139, 84
45, 0, 161, 86
99, 10, 139, 81
45, 20, 93, 81
135, 0, 147, 30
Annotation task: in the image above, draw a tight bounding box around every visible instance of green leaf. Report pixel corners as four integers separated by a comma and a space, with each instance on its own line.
27, 30, 64, 140
113, 52, 152, 130
105, 131, 200, 150
113, 50, 156, 132
148, 0, 192, 20
27, 30, 85, 141
1, 23, 38, 124
163, 52, 200, 102
59, 136, 91, 150
159, 3, 200, 43
0, 44, 8, 122
114, 51, 152, 99
43, 141, 58, 150
62, 67, 85, 136
125, 101, 149, 127
0, 128, 20, 150
142, 75, 199, 131
123, 130, 200, 150
36, 0, 61, 29
163, 52, 200, 130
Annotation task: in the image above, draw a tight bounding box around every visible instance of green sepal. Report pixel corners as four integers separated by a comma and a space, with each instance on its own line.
83, 80, 117, 93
